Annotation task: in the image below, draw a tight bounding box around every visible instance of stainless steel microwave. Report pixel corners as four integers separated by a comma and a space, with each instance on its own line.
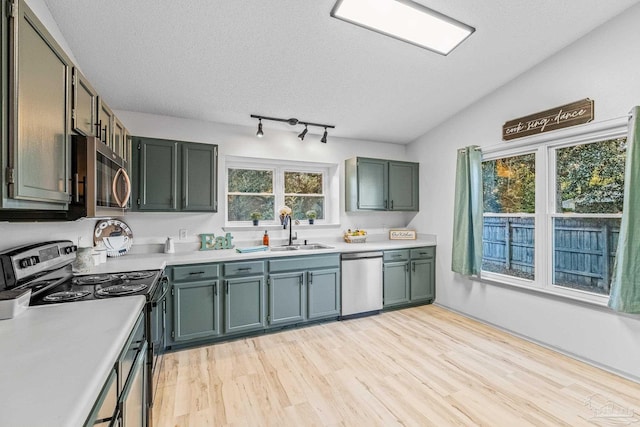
68, 136, 131, 219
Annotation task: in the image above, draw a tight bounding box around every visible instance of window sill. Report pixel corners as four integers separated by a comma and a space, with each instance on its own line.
479, 271, 611, 309
223, 223, 342, 232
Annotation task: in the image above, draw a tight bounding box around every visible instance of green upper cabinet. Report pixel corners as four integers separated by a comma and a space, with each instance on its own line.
345, 157, 419, 212
388, 160, 419, 211
181, 142, 217, 211
71, 68, 97, 137
132, 136, 218, 212
6, 0, 72, 206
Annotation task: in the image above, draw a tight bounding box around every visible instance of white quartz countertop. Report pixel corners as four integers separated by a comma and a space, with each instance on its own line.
0, 296, 145, 427
86, 234, 437, 274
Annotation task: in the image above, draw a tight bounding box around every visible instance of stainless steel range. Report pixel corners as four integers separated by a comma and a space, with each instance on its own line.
0, 240, 168, 420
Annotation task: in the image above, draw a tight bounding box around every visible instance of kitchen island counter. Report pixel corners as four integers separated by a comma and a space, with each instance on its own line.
0, 296, 145, 427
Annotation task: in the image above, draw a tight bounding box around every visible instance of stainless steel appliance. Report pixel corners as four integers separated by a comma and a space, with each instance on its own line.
340, 251, 383, 318
69, 135, 132, 219
0, 240, 165, 425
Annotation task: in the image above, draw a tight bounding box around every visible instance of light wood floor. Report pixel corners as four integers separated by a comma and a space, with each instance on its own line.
153, 305, 640, 426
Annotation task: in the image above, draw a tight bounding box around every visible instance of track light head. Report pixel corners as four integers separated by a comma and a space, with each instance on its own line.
321, 128, 328, 143
298, 125, 308, 141
256, 119, 264, 138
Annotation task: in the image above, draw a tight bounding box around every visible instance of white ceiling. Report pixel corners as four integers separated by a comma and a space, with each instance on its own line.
43, 0, 639, 144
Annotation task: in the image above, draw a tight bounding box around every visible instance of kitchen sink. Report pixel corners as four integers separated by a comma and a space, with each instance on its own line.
270, 243, 334, 251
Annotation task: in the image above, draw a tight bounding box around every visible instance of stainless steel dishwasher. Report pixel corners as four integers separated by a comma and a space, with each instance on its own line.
340, 251, 383, 318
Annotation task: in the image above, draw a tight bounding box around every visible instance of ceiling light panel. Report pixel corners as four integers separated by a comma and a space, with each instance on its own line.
331, 0, 474, 55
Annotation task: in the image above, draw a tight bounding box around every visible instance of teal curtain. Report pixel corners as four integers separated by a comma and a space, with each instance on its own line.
609, 107, 640, 313
451, 145, 483, 276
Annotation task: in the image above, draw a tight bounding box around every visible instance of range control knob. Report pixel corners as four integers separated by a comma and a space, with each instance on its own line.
18, 256, 41, 268
63, 246, 77, 254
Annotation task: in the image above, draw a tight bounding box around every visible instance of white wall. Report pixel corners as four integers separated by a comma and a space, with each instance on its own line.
0, 110, 414, 251
407, 3, 640, 381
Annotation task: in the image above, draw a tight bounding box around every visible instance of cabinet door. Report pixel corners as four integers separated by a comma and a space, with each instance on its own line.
113, 117, 125, 159
307, 268, 340, 320
71, 68, 97, 137
383, 261, 410, 307
410, 258, 435, 302
97, 98, 114, 148
119, 342, 147, 427
268, 272, 305, 326
85, 368, 117, 426
181, 142, 218, 211
9, 0, 72, 204
135, 138, 178, 210
224, 276, 265, 334
357, 158, 388, 210
173, 281, 220, 341
389, 161, 419, 211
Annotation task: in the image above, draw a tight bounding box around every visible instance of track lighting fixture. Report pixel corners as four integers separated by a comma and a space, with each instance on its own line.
250, 114, 335, 143
298, 125, 308, 141
256, 118, 263, 137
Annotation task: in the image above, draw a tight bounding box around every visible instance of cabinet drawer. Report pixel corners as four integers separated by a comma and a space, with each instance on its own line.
384, 250, 410, 262
172, 264, 220, 282
269, 254, 340, 273
119, 312, 145, 393
223, 261, 265, 276
410, 247, 435, 259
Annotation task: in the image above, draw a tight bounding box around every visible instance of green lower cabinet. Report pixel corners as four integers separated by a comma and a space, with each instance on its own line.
268, 272, 305, 326
224, 276, 266, 334
173, 280, 221, 341
383, 261, 410, 307
410, 258, 435, 302
307, 268, 340, 320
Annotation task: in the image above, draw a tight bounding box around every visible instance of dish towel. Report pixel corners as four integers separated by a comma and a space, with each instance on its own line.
235, 245, 269, 253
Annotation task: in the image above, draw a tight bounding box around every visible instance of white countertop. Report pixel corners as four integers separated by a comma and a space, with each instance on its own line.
87, 234, 437, 274
0, 296, 145, 427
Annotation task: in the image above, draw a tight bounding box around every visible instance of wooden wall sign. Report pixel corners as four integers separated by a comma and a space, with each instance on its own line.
502, 98, 594, 141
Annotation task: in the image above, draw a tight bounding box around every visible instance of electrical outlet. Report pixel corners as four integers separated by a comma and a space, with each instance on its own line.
179, 229, 188, 240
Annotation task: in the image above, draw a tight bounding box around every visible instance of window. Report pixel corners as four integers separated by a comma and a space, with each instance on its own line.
227, 168, 275, 221
225, 159, 329, 225
480, 118, 628, 303
482, 153, 536, 280
284, 172, 325, 220
552, 138, 626, 295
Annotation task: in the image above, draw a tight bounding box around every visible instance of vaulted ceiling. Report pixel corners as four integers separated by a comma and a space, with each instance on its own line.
43, 0, 639, 143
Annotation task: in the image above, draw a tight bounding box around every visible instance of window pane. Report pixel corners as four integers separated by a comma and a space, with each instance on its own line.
556, 138, 626, 213
482, 153, 535, 280
227, 195, 274, 221
228, 169, 273, 193
482, 216, 535, 280
284, 172, 322, 194
285, 196, 324, 220
483, 153, 535, 214
553, 217, 619, 295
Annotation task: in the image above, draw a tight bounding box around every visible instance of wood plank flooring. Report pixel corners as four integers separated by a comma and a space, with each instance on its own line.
153, 305, 640, 426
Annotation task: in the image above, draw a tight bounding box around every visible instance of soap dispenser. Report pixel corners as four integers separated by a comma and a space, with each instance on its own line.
262, 230, 270, 246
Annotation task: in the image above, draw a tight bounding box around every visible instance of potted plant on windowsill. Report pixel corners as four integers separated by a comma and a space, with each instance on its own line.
306, 210, 317, 225
250, 212, 262, 226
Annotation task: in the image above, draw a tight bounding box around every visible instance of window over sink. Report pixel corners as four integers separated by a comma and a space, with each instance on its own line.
225, 157, 332, 225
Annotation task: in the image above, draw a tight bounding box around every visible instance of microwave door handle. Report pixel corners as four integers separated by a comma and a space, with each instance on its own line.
112, 168, 131, 208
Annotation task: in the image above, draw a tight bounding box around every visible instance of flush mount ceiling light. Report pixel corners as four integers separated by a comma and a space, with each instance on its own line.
250, 114, 335, 143
330, 0, 475, 55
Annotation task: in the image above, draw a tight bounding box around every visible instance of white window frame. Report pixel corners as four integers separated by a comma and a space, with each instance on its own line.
225, 156, 334, 227
480, 117, 628, 306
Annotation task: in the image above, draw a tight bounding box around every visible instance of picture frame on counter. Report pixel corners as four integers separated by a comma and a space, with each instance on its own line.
389, 229, 416, 240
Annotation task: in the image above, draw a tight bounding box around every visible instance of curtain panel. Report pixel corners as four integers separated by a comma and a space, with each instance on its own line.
609, 106, 640, 313
451, 146, 483, 276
